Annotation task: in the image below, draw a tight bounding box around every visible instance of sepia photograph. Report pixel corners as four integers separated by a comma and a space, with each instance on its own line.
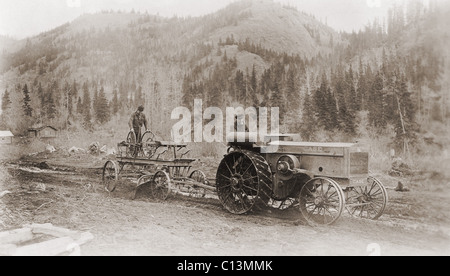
0, 0, 449, 258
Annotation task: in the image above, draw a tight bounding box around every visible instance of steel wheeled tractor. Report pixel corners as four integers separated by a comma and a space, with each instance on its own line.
216, 134, 388, 226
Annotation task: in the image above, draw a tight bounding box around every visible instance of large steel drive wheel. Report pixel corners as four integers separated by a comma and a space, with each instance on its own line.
216, 150, 272, 215
299, 177, 345, 226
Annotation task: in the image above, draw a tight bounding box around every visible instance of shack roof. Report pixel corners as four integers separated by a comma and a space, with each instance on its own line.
28, 126, 58, 131
0, 131, 14, 137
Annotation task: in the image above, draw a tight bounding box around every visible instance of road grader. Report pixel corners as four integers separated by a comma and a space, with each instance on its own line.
102, 131, 388, 226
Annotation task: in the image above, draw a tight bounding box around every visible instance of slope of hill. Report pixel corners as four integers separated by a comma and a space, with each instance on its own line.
0, 0, 448, 154
0, 35, 19, 53
0, 0, 340, 134
201, 0, 338, 57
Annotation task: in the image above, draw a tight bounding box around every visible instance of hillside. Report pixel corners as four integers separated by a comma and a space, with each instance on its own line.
0, 35, 19, 54
0, 0, 338, 135
0, 0, 449, 159
202, 0, 338, 57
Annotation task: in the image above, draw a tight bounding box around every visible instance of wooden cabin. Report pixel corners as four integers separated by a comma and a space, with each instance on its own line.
28, 126, 58, 139
0, 131, 14, 144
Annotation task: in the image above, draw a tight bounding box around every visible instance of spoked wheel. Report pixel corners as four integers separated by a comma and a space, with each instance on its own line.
133, 175, 153, 200
298, 177, 345, 226
126, 131, 137, 158
216, 150, 272, 215
102, 160, 119, 192
152, 170, 171, 200
187, 170, 208, 198
141, 131, 157, 158
345, 176, 388, 220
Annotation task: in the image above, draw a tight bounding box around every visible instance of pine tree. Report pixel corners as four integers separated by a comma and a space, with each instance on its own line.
76, 97, 83, 115
95, 86, 110, 124
1, 89, 12, 128
63, 81, 71, 116
46, 89, 57, 120
368, 72, 386, 129
111, 88, 119, 115
93, 87, 99, 116
71, 80, 78, 99
135, 86, 144, 106
37, 82, 44, 108
1, 89, 11, 112
357, 61, 367, 111
300, 91, 317, 141
119, 82, 128, 113
22, 84, 33, 117
325, 87, 339, 131
249, 64, 259, 107
394, 75, 417, 151
234, 70, 245, 103
314, 74, 329, 129
286, 66, 300, 112
82, 82, 92, 129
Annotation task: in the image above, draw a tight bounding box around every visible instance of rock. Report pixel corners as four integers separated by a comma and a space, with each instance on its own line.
107, 148, 117, 155
88, 142, 100, 155
46, 144, 56, 153
0, 191, 12, 199
395, 181, 410, 192
390, 158, 413, 176
68, 147, 85, 154
30, 183, 46, 192
37, 162, 50, 170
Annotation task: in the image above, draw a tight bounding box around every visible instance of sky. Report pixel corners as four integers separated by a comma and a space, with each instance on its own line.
0, 0, 433, 39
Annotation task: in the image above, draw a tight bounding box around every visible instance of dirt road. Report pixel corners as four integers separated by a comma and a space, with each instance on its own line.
1, 150, 449, 256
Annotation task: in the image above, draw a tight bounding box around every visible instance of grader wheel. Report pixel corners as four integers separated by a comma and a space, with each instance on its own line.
187, 170, 208, 198
216, 150, 272, 215
102, 160, 119, 192
346, 176, 388, 220
152, 170, 171, 200
298, 177, 345, 226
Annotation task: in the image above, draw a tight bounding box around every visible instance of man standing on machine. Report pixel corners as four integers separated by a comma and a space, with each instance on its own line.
129, 105, 148, 143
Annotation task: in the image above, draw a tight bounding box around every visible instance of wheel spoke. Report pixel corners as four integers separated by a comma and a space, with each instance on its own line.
224, 161, 234, 176
242, 184, 258, 193
242, 162, 254, 177
242, 175, 259, 182
219, 174, 232, 181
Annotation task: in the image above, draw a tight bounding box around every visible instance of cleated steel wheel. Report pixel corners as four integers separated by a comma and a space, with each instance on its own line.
152, 170, 171, 200
216, 150, 272, 215
346, 176, 388, 220
103, 160, 119, 192
299, 177, 345, 226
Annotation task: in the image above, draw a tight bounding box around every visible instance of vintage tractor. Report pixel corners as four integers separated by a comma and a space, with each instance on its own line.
216, 133, 388, 226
